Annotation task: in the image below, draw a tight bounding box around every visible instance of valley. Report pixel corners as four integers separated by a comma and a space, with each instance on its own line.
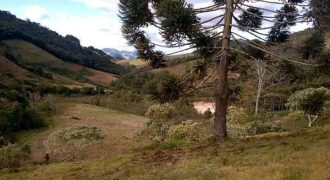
1, 1, 330, 179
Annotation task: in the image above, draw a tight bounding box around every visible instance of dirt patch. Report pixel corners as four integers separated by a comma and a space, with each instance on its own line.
0, 56, 29, 79
193, 101, 215, 114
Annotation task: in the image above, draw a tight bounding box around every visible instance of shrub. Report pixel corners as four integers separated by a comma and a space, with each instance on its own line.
287, 87, 330, 127
137, 118, 169, 142
227, 123, 248, 138
36, 100, 56, 114
168, 120, 203, 142
46, 125, 104, 151
0, 144, 30, 170
0, 103, 46, 134
203, 109, 213, 119
228, 107, 254, 124
281, 111, 306, 130
246, 120, 281, 135
144, 72, 184, 103
145, 103, 175, 120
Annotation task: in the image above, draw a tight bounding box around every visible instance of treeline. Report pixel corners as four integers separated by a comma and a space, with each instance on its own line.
0, 11, 125, 75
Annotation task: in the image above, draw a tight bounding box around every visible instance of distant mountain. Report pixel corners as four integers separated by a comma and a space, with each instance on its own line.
102, 48, 137, 60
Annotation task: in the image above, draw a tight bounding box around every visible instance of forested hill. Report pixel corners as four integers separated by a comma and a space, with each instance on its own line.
0, 10, 125, 75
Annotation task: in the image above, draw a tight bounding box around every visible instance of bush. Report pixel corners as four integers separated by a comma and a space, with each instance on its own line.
137, 118, 169, 142
203, 109, 213, 119
36, 100, 56, 114
0, 144, 30, 170
281, 111, 306, 130
246, 120, 281, 135
287, 87, 330, 127
46, 125, 104, 151
144, 72, 183, 103
145, 103, 175, 120
0, 103, 46, 134
168, 120, 203, 142
228, 107, 254, 124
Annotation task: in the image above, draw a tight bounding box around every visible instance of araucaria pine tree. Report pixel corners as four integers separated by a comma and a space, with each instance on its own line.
118, 0, 326, 140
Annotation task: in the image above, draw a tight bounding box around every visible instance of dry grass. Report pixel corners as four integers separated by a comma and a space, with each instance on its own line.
116, 59, 148, 67
2, 122, 330, 179
24, 102, 147, 163
151, 60, 196, 76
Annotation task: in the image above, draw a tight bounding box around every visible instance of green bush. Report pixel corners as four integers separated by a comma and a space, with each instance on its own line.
137, 118, 169, 142
36, 100, 56, 114
143, 72, 183, 103
203, 109, 213, 119
145, 103, 175, 120
281, 111, 306, 130
168, 120, 203, 142
46, 125, 104, 150
0, 144, 30, 170
0, 103, 46, 134
246, 120, 281, 135
287, 87, 330, 127
228, 107, 254, 124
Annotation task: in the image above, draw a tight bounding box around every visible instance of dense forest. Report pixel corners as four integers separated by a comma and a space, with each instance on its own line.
0, 11, 125, 75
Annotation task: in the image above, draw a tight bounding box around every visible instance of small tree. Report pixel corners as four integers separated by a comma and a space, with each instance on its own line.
139, 103, 175, 142
287, 87, 330, 127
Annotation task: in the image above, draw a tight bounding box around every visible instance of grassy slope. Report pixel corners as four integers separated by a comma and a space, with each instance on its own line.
1, 124, 330, 179
3, 40, 117, 87
17, 101, 147, 163
116, 59, 148, 68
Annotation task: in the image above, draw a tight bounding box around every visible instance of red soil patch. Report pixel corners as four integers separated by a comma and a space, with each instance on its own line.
0, 56, 29, 79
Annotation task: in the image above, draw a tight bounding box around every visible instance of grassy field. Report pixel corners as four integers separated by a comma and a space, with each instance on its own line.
14, 101, 147, 164
1, 123, 330, 179
1, 95, 329, 179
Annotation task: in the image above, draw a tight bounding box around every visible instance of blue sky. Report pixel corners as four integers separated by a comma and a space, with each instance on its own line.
1, 0, 311, 53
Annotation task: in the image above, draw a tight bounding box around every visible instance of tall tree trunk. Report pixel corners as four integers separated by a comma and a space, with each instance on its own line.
214, 0, 234, 139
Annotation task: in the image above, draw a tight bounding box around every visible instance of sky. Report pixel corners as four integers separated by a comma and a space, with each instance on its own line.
1, 0, 311, 53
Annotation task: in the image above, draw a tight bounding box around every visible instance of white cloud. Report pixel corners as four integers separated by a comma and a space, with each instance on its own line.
40, 12, 134, 51
70, 0, 119, 12
23, 5, 49, 21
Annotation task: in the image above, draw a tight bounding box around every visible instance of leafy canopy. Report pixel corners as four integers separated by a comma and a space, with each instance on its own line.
287, 87, 330, 116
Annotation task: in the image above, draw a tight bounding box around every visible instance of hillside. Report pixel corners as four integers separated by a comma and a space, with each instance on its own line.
0, 40, 117, 87
0, 10, 125, 75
